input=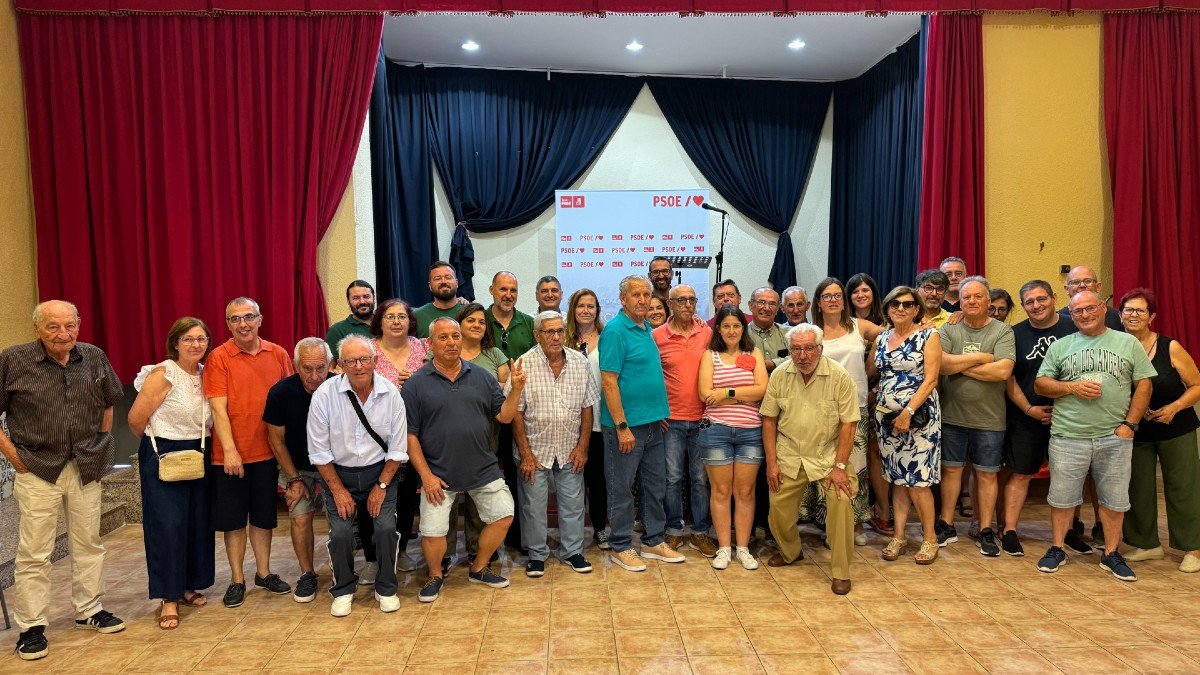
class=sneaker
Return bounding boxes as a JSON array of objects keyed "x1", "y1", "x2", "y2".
[
  {"x1": 74, "y1": 609, "x2": 125, "y2": 634},
  {"x1": 711, "y1": 547, "x2": 732, "y2": 570},
  {"x1": 641, "y1": 542, "x2": 686, "y2": 563},
  {"x1": 418, "y1": 577, "x2": 444, "y2": 603},
  {"x1": 1001, "y1": 530, "x2": 1024, "y2": 557},
  {"x1": 1100, "y1": 550, "x2": 1137, "y2": 582},
  {"x1": 293, "y1": 571, "x2": 318, "y2": 603},
  {"x1": 254, "y1": 573, "x2": 291, "y2": 595},
  {"x1": 222, "y1": 582, "x2": 246, "y2": 608},
  {"x1": 1064, "y1": 528, "x2": 1093, "y2": 555},
  {"x1": 854, "y1": 531, "x2": 868, "y2": 547},
  {"x1": 1180, "y1": 553, "x2": 1200, "y2": 574},
  {"x1": 15, "y1": 626, "x2": 48, "y2": 661},
  {"x1": 358, "y1": 562, "x2": 379, "y2": 586},
  {"x1": 469, "y1": 566, "x2": 510, "y2": 589},
  {"x1": 331, "y1": 594, "x2": 354, "y2": 617},
  {"x1": 1038, "y1": 546, "x2": 1068, "y2": 573},
  {"x1": 688, "y1": 533, "x2": 718, "y2": 558},
  {"x1": 664, "y1": 534, "x2": 685, "y2": 550},
  {"x1": 593, "y1": 530, "x2": 612, "y2": 550},
  {"x1": 525, "y1": 560, "x2": 546, "y2": 578},
  {"x1": 735, "y1": 547, "x2": 759, "y2": 570},
  {"x1": 1123, "y1": 546, "x2": 1165, "y2": 562},
  {"x1": 935, "y1": 519, "x2": 958, "y2": 547},
  {"x1": 563, "y1": 554, "x2": 593, "y2": 573},
  {"x1": 396, "y1": 551, "x2": 417, "y2": 573},
  {"x1": 977, "y1": 528, "x2": 1000, "y2": 557},
  {"x1": 968, "y1": 520, "x2": 981, "y2": 541},
  {"x1": 375, "y1": 592, "x2": 400, "y2": 613},
  {"x1": 1091, "y1": 522, "x2": 1104, "y2": 544},
  {"x1": 611, "y1": 549, "x2": 647, "y2": 572}
]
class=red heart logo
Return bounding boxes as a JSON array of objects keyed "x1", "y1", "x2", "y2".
[
  {"x1": 699, "y1": 234, "x2": 706, "y2": 239},
  {"x1": 649, "y1": 235, "x2": 655, "y2": 240},
  {"x1": 694, "y1": 195, "x2": 705, "y2": 205},
  {"x1": 598, "y1": 262, "x2": 605, "y2": 267},
  {"x1": 598, "y1": 235, "x2": 605, "y2": 240}
]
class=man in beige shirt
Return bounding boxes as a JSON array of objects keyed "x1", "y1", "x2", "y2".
[{"x1": 760, "y1": 324, "x2": 860, "y2": 595}]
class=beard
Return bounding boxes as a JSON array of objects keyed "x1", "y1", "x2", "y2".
[
  {"x1": 352, "y1": 303, "x2": 375, "y2": 319},
  {"x1": 432, "y1": 286, "x2": 456, "y2": 302}
]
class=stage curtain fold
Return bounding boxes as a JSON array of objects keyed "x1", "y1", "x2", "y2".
[
  {"x1": 1105, "y1": 13, "x2": 1200, "y2": 350},
  {"x1": 828, "y1": 31, "x2": 923, "y2": 293},
  {"x1": 648, "y1": 77, "x2": 832, "y2": 291},
  {"x1": 917, "y1": 13, "x2": 985, "y2": 274},
  {"x1": 371, "y1": 57, "x2": 437, "y2": 303},
  {"x1": 423, "y1": 68, "x2": 642, "y2": 299},
  {"x1": 17, "y1": 12, "x2": 382, "y2": 378}
]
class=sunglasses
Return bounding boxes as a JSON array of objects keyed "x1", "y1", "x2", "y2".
[{"x1": 888, "y1": 300, "x2": 920, "y2": 310}]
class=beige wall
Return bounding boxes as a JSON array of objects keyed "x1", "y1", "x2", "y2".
[
  {"x1": 0, "y1": 2, "x2": 38, "y2": 349},
  {"x1": 317, "y1": 185, "x2": 360, "y2": 326}
]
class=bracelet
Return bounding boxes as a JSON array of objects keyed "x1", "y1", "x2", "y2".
[
  {"x1": 1024, "y1": 404, "x2": 1033, "y2": 414},
  {"x1": 903, "y1": 405, "x2": 915, "y2": 415},
  {"x1": 285, "y1": 475, "x2": 303, "y2": 485}
]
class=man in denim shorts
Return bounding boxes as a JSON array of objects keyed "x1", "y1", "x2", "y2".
[{"x1": 1034, "y1": 291, "x2": 1155, "y2": 581}]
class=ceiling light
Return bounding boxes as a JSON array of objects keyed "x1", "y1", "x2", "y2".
[
  {"x1": 626, "y1": 40, "x2": 643, "y2": 52},
  {"x1": 788, "y1": 39, "x2": 806, "y2": 50},
  {"x1": 461, "y1": 40, "x2": 480, "y2": 52}
]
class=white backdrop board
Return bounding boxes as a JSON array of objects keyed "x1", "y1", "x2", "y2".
[{"x1": 555, "y1": 189, "x2": 712, "y2": 322}]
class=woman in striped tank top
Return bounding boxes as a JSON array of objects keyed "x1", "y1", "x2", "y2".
[{"x1": 697, "y1": 304, "x2": 769, "y2": 570}]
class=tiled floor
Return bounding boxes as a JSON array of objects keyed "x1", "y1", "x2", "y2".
[{"x1": 3, "y1": 502, "x2": 1199, "y2": 674}]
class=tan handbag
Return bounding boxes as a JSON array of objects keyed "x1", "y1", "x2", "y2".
[{"x1": 150, "y1": 396, "x2": 207, "y2": 483}]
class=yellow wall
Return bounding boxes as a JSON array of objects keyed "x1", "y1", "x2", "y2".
[
  {"x1": 317, "y1": 184, "x2": 360, "y2": 325},
  {"x1": 983, "y1": 14, "x2": 1112, "y2": 320},
  {"x1": 0, "y1": 2, "x2": 39, "y2": 349}
]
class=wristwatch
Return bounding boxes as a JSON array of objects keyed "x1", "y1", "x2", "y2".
[
  {"x1": 835, "y1": 462, "x2": 847, "y2": 471},
  {"x1": 1120, "y1": 420, "x2": 1139, "y2": 432},
  {"x1": 727, "y1": 388, "x2": 736, "y2": 399},
  {"x1": 377, "y1": 480, "x2": 390, "y2": 490},
  {"x1": 616, "y1": 421, "x2": 629, "y2": 431}
]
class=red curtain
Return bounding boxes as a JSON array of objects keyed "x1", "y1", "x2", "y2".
[
  {"x1": 17, "y1": 13, "x2": 381, "y2": 378},
  {"x1": 918, "y1": 13, "x2": 985, "y2": 274},
  {"x1": 1105, "y1": 13, "x2": 1200, "y2": 350}
]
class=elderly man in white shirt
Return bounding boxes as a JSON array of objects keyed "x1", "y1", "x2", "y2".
[
  {"x1": 514, "y1": 311, "x2": 601, "y2": 577},
  {"x1": 307, "y1": 335, "x2": 409, "y2": 617}
]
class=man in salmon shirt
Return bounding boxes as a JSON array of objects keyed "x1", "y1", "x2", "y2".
[{"x1": 204, "y1": 297, "x2": 295, "y2": 608}]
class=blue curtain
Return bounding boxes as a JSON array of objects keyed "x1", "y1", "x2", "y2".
[
  {"x1": 424, "y1": 68, "x2": 642, "y2": 299},
  {"x1": 647, "y1": 77, "x2": 832, "y2": 291},
  {"x1": 370, "y1": 57, "x2": 436, "y2": 303},
  {"x1": 828, "y1": 33, "x2": 924, "y2": 293}
]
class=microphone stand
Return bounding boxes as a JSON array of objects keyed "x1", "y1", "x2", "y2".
[{"x1": 715, "y1": 211, "x2": 728, "y2": 281}]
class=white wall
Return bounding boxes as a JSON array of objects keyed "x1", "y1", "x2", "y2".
[{"x1": 431, "y1": 83, "x2": 833, "y2": 314}]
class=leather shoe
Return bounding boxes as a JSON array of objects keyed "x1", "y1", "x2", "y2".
[
  {"x1": 831, "y1": 578, "x2": 852, "y2": 595},
  {"x1": 767, "y1": 553, "x2": 792, "y2": 567}
]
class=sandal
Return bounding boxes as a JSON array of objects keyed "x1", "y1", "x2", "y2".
[
  {"x1": 882, "y1": 538, "x2": 907, "y2": 562},
  {"x1": 957, "y1": 495, "x2": 974, "y2": 519},
  {"x1": 158, "y1": 601, "x2": 180, "y2": 630},
  {"x1": 915, "y1": 540, "x2": 939, "y2": 565},
  {"x1": 181, "y1": 591, "x2": 207, "y2": 607}
]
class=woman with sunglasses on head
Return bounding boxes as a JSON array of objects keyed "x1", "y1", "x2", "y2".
[
  {"x1": 566, "y1": 289, "x2": 612, "y2": 550},
  {"x1": 868, "y1": 287, "x2": 943, "y2": 564},
  {"x1": 1118, "y1": 288, "x2": 1200, "y2": 572}
]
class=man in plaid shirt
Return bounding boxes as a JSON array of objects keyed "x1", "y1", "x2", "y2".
[{"x1": 513, "y1": 311, "x2": 601, "y2": 577}]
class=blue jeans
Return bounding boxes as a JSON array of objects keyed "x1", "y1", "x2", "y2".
[
  {"x1": 517, "y1": 458, "x2": 587, "y2": 561},
  {"x1": 603, "y1": 422, "x2": 667, "y2": 551},
  {"x1": 664, "y1": 419, "x2": 711, "y2": 536}
]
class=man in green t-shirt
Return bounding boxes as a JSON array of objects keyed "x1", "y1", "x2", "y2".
[
  {"x1": 324, "y1": 280, "x2": 375, "y2": 354},
  {"x1": 413, "y1": 262, "x2": 463, "y2": 339},
  {"x1": 1034, "y1": 291, "x2": 1154, "y2": 581}
]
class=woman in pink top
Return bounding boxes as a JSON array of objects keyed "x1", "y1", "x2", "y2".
[
  {"x1": 697, "y1": 304, "x2": 768, "y2": 570},
  {"x1": 370, "y1": 298, "x2": 429, "y2": 390}
]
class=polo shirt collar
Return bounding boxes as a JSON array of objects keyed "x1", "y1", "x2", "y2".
[
  {"x1": 665, "y1": 316, "x2": 706, "y2": 337},
  {"x1": 345, "y1": 314, "x2": 370, "y2": 326},
  {"x1": 222, "y1": 337, "x2": 274, "y2": 356},
  {"x1": 427, "y1": 357, "x2": 475, "y2": 382},
  {"x1": 616, "y1": 310, "x2": 647, "y2": 331}
]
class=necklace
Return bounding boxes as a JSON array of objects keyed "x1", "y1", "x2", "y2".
[{"x1": 1141, "y1": 332, "x2": 1158, "y2": 359}]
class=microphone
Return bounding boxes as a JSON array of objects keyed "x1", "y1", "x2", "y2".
[{"x1": 700, "y1": 202, "x2": 729, "y2": 215}]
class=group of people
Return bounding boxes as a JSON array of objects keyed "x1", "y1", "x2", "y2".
[{"x1": 2, "y1": 256, "x2": 1197, "y2": 661}]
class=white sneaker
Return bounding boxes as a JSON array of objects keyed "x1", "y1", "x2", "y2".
[
  {"x1": 396, "y1": 552, "x2": 417, "y2": 573},
  {"x1": 1123, "y1": 546, "x2": 1165, "y2": 562},
  {"x1": 375, "y1": 592, "x2": 400, "y2": 613},
  {"x1": 854, "y1": 532, "x2": 869, "y2": 546},
  {"x1": 735, "y1": 547, "x2": 759, "y2": 570},
  {"x1": 711, "y1": 547, "x2": 732, "y2": 570},
  {"x1": 331, "y1": 594, "x2": 354, "y2": 617},
  {"x1": 358, "y1": 562, "x2": 379, "y2": 586}
]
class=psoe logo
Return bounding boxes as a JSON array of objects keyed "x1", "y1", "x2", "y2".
[{"x1": 560, "y1": 195, "x2": 586, "y2": 208}]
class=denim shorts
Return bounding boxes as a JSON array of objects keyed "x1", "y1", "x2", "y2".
[
  {"x1": 1047, "y1": 435, "x2": 1132, "y2": 512},
  {"x1": 941, "y1": 423, "x2": 1004, "y2": 472},
  {"x1": 699, "y1": 423, "x2": 764, "y2": 466}
]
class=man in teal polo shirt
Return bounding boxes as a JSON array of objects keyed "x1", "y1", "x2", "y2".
[
  {"x1": 324, "y1": 280, "x2": 375, "y2": 354},
  {"x1": 600, "y1": 275, "x2": 684, "y2": 572}
]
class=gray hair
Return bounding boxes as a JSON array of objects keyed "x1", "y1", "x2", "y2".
[
  {"x1": 32, "y1": 300, "x2": 79, "y2": 325},
  {"x1": 751, "y1": 286, "x2": 779, "y2": 302},
  {"x1": 619, "y1": 275, "x2": 650, "y2": 295},
  {"x1": 939, "y1": 256, "x2": 966, "y2": 268},
  {"x1": 226, "y1": 296, "x2": 261, "y2": 315},
  {"x1": 336, "y1": 334, "x2": 374, "y2": 359},
  {"x1": 781, "y1": 286, "x2": 807, "y2": 299},
  {"x1": 533, "y1": 311, "x2": 566, "y2": 330},
  {"x1": 959, "y1": 275, "x2": 990, "y2": 295},
  {"x1": 294, "y1": 337, "x2": 332, "y2": 366},
  {"x1": 429, "y1": 317, "x2": 460, "y2": 333},
  {"x1": 786, "y1": 322, "x2": 825, "y2": 346}
]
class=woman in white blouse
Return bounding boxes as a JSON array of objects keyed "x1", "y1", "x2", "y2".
[{"x1": 128, "y1": 317, "x2": 215, "y2": 630}]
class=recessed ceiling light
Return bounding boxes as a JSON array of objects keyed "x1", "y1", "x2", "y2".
[
  {"x1": 788, "y1": 39, "x2": 806, "y2": 50},
  {"x1": 626, "y1": 40, "x2": 644, "y2": 52},
  {"x1": 461, "y1": 40, "x2": 480, "y2": 52}
]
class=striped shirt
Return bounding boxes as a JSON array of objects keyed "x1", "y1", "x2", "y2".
[
  {"x1": 704, "y1": 350, "x2": 762, "y2": 429},
  {"x1": 0, "y1": 340, "x2": 124, "y2": 484},
  {"x1": 516, "y1": 346, "x2": 601, "y2": 467}
]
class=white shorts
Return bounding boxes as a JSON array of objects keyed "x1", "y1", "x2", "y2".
[{"x1": 419, "y1": 478, "x2": 514, "y2": 537}]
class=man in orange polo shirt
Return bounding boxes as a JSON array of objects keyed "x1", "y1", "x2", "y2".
[
  {"x1": 204, "y1": 297, "x2": 295, "y2": 608},
  {"x1": 653, "y1": 285, "x2": 718, "y2": 557}
]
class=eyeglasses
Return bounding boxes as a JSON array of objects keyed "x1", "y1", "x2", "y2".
[
  {"x1": 1120, "y1": 307, "x2": 1149, "y2": 317},
  {"x1": 383, "y1": 313, "x2": 408, "y2": 323},
  {"x1": 888, "y1": 300, "x2": 920, "y2": 311},
  {"x1": 179, "y1": 337, "x2": 210, "y2": 346},
  {"x1": 649, "y1": 269, "x2": 673, "y2": 277},
  {"x1": 539, "y1": 328, "x2": 566, "y2": 336},
  {"x1": 920, "y1": 285, "x2": 946, "y2": 295},
  {"x1": 1069, "y1": 304, "x2": 1104, "y2": 317},
  {"x1": 227, "y1": 313, "x2": 260, "y2": 324},
  {"x1": 339, "y1": 356, "x2": 375, "y2": 367},
  {"x1": 671, "y1": 296, "x2": 698, "y2": 305},
  {"x1": 752, "y1": 299, "x2": 779, "y2": 308},
  {"x1": 1066, "y1": 278, "x2": 1098, "y2": 289},
  {"x1": 789, "y1": 345, "x2": 822, "y2": 354},
  {"x1": 819, "y1": 293, "x2": 843, "y2": 302}
]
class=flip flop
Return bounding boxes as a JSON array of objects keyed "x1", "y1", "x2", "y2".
[
  {"x1": 159, "y1": 602, "x2": 180, "y2": 630},
  {"x1": 180, "y1": 591, "x2": 207, "y2": 607}
]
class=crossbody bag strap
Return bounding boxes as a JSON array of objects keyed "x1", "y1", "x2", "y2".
[{"x1": 344, "y1": 389, "x2": 388, "y2": 452}]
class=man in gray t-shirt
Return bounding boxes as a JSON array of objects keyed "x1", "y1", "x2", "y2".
[{"x1": 934, "y1": 277, "x2": 1016, "y2": 556}]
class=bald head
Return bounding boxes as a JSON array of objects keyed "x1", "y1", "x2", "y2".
[
  {"x1": 669, "y1": 284, "x2": 698, "y2": 323},
  {"x1": 1065, "y1": 266, "x2": 1102, "y2": 298}
]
